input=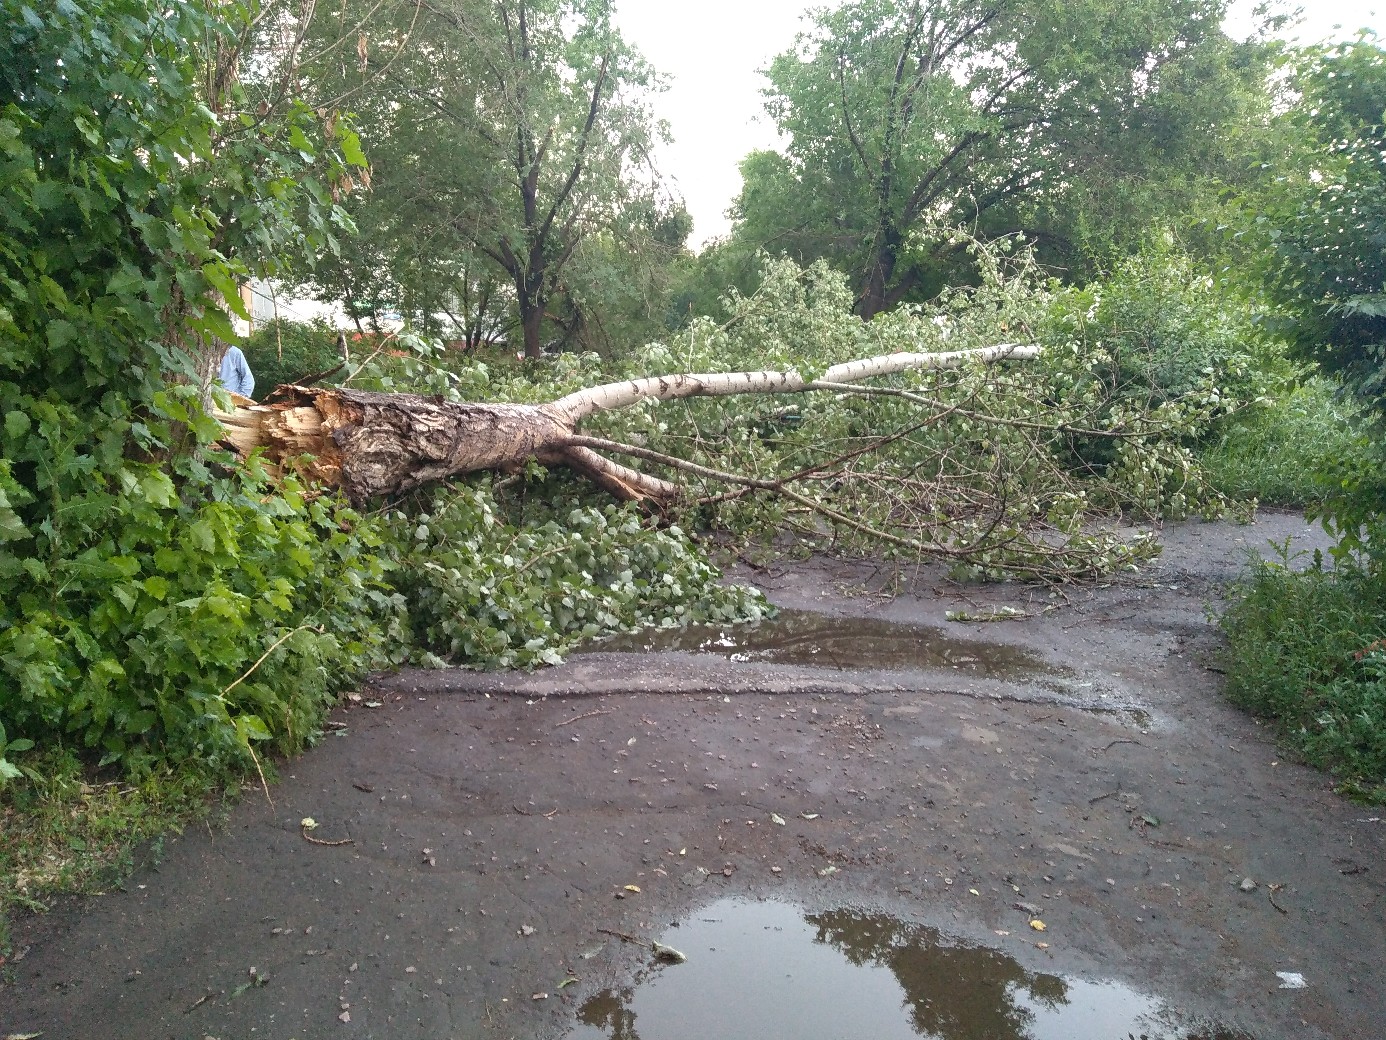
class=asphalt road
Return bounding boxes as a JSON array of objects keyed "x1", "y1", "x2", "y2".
[{"x1": 1, "y1": 511, "x2": 1381, "y2": 1040}]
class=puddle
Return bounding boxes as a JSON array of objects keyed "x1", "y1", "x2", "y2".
[
  {"x1": 586, "y1": 609, "x2": 1063, "y2": 681},
  {"x1": 568, "y1": 899, "x2": 1247, "y2": 1040}
]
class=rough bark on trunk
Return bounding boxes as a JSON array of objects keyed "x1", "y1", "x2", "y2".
[
  {"x1": 215, "y1": 344, "x2": 1039, "y2": 505},
  {"x1": 858, "y1": 224, "x2": 904, "y2": 321}
]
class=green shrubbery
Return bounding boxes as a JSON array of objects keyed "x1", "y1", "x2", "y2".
[
  {"x1": 1216, "y1": 390, "x2": 1386, "y2": 799},
  {"x1": 1200, "y1": 377, "x2": 1368, "y2": 506},
  {"x1": 0, "y1": 0, "x2": 386, "y2": 786},
  {"x1": 1221, "y1": 555, "x2": 1386, "y2": 800},
  {"x1": 1, "y1": 456, "x2": 405, "y2": 774},
  {"x1": 1046, "y1": 241, "x2": 1275, "y2": 411},
  {"x1": 1212, "y1": 354, "x2": 1385, "y2": 800},
  {"x1": 241, "y1": 319, "x2": 346, "y2": 397}
]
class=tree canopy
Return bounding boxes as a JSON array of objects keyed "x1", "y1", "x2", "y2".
[
  {"x1": 1254, "y1": 36, "x2": 1386, "y2": 407},
  {"x1": 727, "y1": 0, "x2": 1278, "y2": 315},
  {"x1": 298, "y1": 0, "x2": 684, "y2": 357}
]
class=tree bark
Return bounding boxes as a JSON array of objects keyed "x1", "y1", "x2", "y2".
[
  {"x1": 858, "y1": 223, "x2": 904, "y2": 321},
  {"x1": 215, "y1": 344, "x2": 1038, "y2": 504}
]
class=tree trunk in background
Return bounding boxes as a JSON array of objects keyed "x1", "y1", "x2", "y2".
[{"x1": 857, "y1": 225, "x2": 903, "y2": 321}]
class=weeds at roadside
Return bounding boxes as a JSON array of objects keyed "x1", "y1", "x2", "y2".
[
  {"x1": 1220, "y1": 546, "x2": 1386, "y2": 803},
  {"x1": 0, "y1": 750, "x2": 244, "y2": 954}
]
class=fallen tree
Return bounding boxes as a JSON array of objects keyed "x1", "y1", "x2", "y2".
[
  {"x1": 211, "y1": 251, "x2": 1252, "y2": 584},
  {"x1": 214, "y1": 343, "x2": 1039, "y2": 504}
]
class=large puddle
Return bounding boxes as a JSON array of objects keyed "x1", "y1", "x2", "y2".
[
  {"x1": 588, "y1": 609, "x2": 1063, "y2": 681},
  {"x1": 568, "y1": 899, "x2": 1246, "y2": 1040}
]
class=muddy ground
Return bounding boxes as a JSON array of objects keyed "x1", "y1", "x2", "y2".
[{"x1": 1, "y1": 510, "x2": 1383, "y2": 1040}]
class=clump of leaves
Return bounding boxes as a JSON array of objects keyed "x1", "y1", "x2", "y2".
[
  {"x1": 0, "y1": 453, "x2": 407, "y2": 774},
  {"x1": 381, "y1": 473, "x2": 769, "y2": 670},
  {"x1": 1047, "y1": 238, "x2": 1276, "y2": 413}
]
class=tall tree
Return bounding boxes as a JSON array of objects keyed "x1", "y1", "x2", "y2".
[
  {"x1": 1254, "y1": 36, "x2": 1386, "y2": 408},
  {"x1": 301, "y1": 0, "x2": 672, "y2": 358},
  {"x1": 734, "y1": 0, "x2": 1276, "y2": 318}
]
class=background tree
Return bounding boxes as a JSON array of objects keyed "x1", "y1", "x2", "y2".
[
  {"x1": 301, "y1": 0, "x2": 675, "y2": 358},
  {"x1": 729, "y1": 0, "x2": 1278, "y2": 318},
  {"x1": 1252, "y1": 35, "x2": 1386, "y2": 409}
]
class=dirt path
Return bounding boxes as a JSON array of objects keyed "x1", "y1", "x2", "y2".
[{"x1": 2, "y1": 511, "x2": 1382, "y2": 1040}]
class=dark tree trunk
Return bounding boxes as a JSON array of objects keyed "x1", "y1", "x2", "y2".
[{"x1": 858, "y1": 223, "x2": 904, "y2": 321}]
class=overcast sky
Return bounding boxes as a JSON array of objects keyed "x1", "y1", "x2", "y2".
[{"x1": 612, "y1": 1, "x2": 1382, "y2": 248}]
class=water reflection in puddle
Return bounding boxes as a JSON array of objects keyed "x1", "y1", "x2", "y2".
[
  {"x1": 568, "y1": 899, "x2": 1246, "y2": 1040},
  {"x1": 587, "y1": 609, "x2": 1063, "y2": 681}
]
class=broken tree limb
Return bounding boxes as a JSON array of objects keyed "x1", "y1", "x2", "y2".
[
  {"x1": 548, "y1": 343, "x2": 1040, "y2": 421},
  {"x1": 212, "y1": 344, "x2": 1038, "y2": 504}
]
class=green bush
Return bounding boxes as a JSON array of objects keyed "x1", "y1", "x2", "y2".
[
  {"x1": 1047, "y1": 240, "x2": 1275, "y2": 412},
  {"x1": 1221, "y1": 555, "x2": 1386, "y2": 798},
  {"x1": 1200, "y1": 376, "x2": 1369, "y2": 507},
  {"x1": 0, "y1": 455, "x2": 406, "y2": 774},
  {"x1": 242, "y1": 319, "x2": 346, "y2": 397},
  {"x1": 0, "y1": 0, "x2": 375, "y2": 779}
]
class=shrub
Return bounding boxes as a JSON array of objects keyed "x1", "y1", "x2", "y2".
[
  {"x1": 242, "y1": 319, "x2": 346, "y2": 397},
  {"x1": 1221, "y1": 554, "x2": 1386, "y2": 798},
  {"x1": 0, "y1": 455, "x2": 406, "y2": 774},
  {"x1": 1046, "y1": 240, "x2": 1275, "y2": 414},
  {"x1": 1200, "y1": 376, "x2": 1370, "y2": 507}
]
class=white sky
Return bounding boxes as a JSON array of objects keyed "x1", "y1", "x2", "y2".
[{"x1": 613, "y1": 0, "x2": 1382, "y2": 248}]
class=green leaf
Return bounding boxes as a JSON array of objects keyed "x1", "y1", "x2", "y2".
[
  {"x1": 340, "y1": 130, "x2": 368, "y2": 168},
  {"x1": 139, "y1": 471, "x2": 177, "y2": 508},
  {"x1": 124, "y1": 710, "x2": 156, "y2": 735},
  {"x1": 46, "y1": 318, "x2": 78, "y2": 351},
  {"x1": 5, "y1": 410, "x2": 31, "y2": 439},
  {"x1": 236, "y1": 714, "x2": 273, "y2": 742},
  {"x1": 203, "y1": 262, "x2": 250, "y2": 318},
  {"x1": 0, "y1": 500, "x2": 30, "y2": 543},
  {"x1": 106, "y1": 263, "x2": 146, "y2": 299}
]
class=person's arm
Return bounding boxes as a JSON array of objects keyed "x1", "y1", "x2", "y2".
[{"x1": 237, "y1": 349, "x2": 255, "y2": 399}]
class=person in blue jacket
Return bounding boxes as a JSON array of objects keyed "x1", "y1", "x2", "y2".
[{"x1": 218, "y1": 344, "x2": 255, "y2": 399}]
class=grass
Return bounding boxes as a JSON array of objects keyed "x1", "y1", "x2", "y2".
[
  {"x1": 1219, "y1": 550, "x2": 1386, "y2": 803},
  {"x1": 1200, "y1": 376, "x2": 1367, "y2": 507},
  {"x1": 0, "y1": 750, "x2": 242, "y2": 955}
]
